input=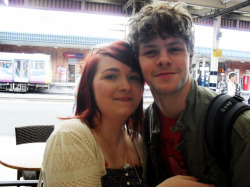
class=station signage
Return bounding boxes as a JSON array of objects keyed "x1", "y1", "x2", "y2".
[
  {"x1": 63, "y1": 53, "x2": 83, "y2": 58},
  {"x1": 213, "y1": 49, "x2": 222, "y2": 57}
]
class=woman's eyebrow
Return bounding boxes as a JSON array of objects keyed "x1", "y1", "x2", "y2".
[{"x1": 101, "y1": 68, "x2": 119, "y2": 74}]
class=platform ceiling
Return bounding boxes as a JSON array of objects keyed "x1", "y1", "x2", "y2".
[{"x1": 1, "y1": 0, "x2": 250, "y2": 22}]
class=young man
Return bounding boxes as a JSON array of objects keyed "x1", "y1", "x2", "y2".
[
  {"x1": 128, "y1": 2, "x2": 250, "y2": 187},
  {"x1": 221, "y1": 72, "x2": 242, "y2": 96}
]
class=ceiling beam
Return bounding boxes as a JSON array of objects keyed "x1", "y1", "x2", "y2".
[
  {"x1": 179, "y1": 0, "x2": 250, "y2": 13},
  {"x1": 123, "y1": 0, "x2": 134, "y2": 9},
  {"x1": 200, "y1": 0, "x2": 250, "y2": 20},
  {"x1": 83, "y1": 0, "x2": 127, "y2": 6},
  {"x1": 224, "y1": 12, "x2": 250, "y2": 21}
]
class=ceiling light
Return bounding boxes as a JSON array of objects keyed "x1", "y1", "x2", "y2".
[{"x1": 221, "y1": 0, "x2": 231, "y2": 4}]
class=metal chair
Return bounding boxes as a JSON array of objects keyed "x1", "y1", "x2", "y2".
[
  {"x1": 0, "y1": 180, "x2": 40, "y2": 187},
  {"x1": 15, "y1": 125, "x2": 54, "y2": 180}
]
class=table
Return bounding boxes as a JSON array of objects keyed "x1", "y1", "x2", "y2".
[{"x1": 0, "y1": 142, "x2": 46, "y2": 171}]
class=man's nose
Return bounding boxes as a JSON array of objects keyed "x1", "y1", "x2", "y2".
[{"x1": 155, "y1": 50, "x2": 171, "y2": 66}]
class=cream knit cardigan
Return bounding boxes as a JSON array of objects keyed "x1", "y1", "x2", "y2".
[{"x1": 40, "y1": 119, "x2": 147, "y2": 187}]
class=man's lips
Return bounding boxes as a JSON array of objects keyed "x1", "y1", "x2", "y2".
[{"x1": 155, "y1": 71, "x2": 176, "y2": 77}]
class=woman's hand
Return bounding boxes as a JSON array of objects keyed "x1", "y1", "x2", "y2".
[{"x1": 157, "y1": 175, "x2": 215, "y2": 187}]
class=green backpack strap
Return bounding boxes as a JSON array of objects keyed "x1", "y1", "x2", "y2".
[{"x1": 205, "y1": 94, "x2": 250, "y2": 172}]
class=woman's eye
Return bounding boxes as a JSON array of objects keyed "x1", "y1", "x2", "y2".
[
  {"x1": 105, "y1": 74, "x2": 116, "y2": 80},
  {"x1": 129, "y1": 75, "x2": 140, "y2": 81}
]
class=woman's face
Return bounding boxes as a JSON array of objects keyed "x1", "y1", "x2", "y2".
[
  {"x1": 93, "y1": 56, "x2": 143, "y2": 121},
  {"x1": 76, "y1": 64, "x2": 82, "y2": 74}
]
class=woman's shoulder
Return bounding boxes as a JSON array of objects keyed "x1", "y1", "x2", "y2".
[
  {"x1": 59, "y1": 118, "x2": 89, "y2": 131},
  {"x1": 49, "y1": 118, "x2": 94, "y2": 145},
  {"x1": 57, "y1": 118, "x2": 92, "y2": 133},
  {"x1": 42, "y1": 118, "x2": 106, "y2": 184}
]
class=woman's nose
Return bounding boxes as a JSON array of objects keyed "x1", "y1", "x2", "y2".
[{"x1": 118, "y1": 78, "x2": 132, "y2": 91}]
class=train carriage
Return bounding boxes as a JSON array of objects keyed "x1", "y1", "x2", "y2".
[{"x1": 0, "y1": 52, "x2": 52, "y2": 92}]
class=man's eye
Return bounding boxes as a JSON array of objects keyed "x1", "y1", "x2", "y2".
[
  {"x1": 143, "y1": 50, "x2": 158, "y2": 56},
  {"x1": 168, "y1": 47, "x2": 183, "y2": 53}
]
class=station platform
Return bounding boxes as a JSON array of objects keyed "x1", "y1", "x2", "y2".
[{"x1": 47, "y1": 82, "x2": 75, "y2": 94}]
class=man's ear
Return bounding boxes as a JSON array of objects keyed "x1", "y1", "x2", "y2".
[
  {"x1": 189, "y1": 58, "x2": 192, "y2": 68},
  {"x1": 189, "y1": 57, "x2": 194, "y2": 73}
]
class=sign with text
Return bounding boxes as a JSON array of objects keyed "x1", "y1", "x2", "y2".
[
  {"x1": 64, "y1": 53, "x2": 83, "y2": 58},
  {"x1": 213, "y1": 49, "x2": 222, "y2": 57}
]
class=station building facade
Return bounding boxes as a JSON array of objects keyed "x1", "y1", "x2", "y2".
[
  {"x1": 1, "y1": 30, "x2": 250, "y2": 90},
  {"x1": 1, "y1": 0, "x2": 250, "y2": 90}
]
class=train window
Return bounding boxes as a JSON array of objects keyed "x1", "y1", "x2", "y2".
[
  {"x1": 0, "y1": 60, "x2": 12, "y2": 68},
  {"x1": 23, "y1": 60, "x2": 28, "y2": 78},
  {"x1": 31, "y1": 61, "x2": 45, "y2": 70}
]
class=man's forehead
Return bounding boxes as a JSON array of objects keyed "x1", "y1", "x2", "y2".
[{"x1": 140, "y1": 37, "x2": 184, "y2": 47}]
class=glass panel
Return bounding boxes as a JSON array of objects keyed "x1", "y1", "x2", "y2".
[
  {"x1": 23, "y1": 60, "x2": 29, "y2": 78},
  {"x1": 33, "y1": 61, "x2": 45, "y2": 70},
  {"x1": 15, "y1": 60, "x2": 21, "y2": 78},
  {"x1": 0, "y1": 60, "x2": 12, "y2": 68}
]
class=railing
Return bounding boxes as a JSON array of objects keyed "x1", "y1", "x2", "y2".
[{"x1": 0, "y1": 180, "x2": 41, "y2": 186}]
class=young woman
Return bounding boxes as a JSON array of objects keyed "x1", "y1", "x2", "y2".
[{"x1": 40, "y1": 41, "x2": 147, "y2": 187}]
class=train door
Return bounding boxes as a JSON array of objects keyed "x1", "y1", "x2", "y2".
[
  {"x1": 68, "y1": 58, "x2": 78, "y2": 82},
  {"x1": 14, "y1": 60, "x2": 29, "y2": 82},
  {"x1": 68, "y1": 65, "x2": 75, "y2": 82}
]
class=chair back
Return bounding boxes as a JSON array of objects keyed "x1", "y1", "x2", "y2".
[{"x1": 15, "y1": 125, "x2": 54, "y2": 145}]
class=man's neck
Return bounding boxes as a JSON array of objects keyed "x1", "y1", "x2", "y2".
[
  {"x1": 229, "y1": 80, "x2": 235, "y2": 84},
  {"x1": 152, "y1": 80, "x2": 191, "y2": 118}
]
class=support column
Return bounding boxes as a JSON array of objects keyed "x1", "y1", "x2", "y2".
[
  {"x1": 201, "y1": 57, "x2": 206, "y2": 87},
  {"x1": 209, "y1": 16, "x2": 221, "y2": 92},
  {"x1": 81, "y1": 0, "x2": 86, "y2": 12}
]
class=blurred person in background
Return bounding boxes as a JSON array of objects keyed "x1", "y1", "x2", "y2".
[
  {"x1": 72, "y1": 61, "x2": 84, "y2": 114},
  {"x1": 220, "y1": 72, "x2": 242, "y2": 96}
]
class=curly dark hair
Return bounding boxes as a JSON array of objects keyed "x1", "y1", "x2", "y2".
[{"x1": 127, "y1": 1, "x2": 195, "y2": 60}]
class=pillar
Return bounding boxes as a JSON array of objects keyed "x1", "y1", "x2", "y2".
[{"x1": 209, "y1": 16, "x2": 221, "y2": 92}]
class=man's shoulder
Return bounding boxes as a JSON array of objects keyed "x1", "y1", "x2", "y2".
[
  {"x1": 234, "y1": 110, "x2": 250, "y2": 141},
  {"x1": 191, "y1": 78, "x2": 217, "y2": 98},
  {"x1": 191, "y1": 84, "x2": 218, "y2": 104},
  {"x1": 197, "y1": 86, "x2": 217, "y2": 95}
]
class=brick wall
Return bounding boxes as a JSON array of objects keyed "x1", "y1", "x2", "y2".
[
  {"x1": 1, "y1": 44, "x2": 250, "y2": 83},
  {"x1": 222, "y1": 61, "x2": 250, "y2": 78}
]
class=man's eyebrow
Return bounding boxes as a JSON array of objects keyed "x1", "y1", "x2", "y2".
[
  {"x1": 140, "y1": 44, "x2": 156, "y2": 50},
  {"x1": 166, "y1": 41, "x2": 183, "y2": 46},
  {"x1": 141, "y1": 41, "x2": 183, "y2": 49}
]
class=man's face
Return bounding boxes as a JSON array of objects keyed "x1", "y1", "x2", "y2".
[
  {"x1": 231, "y1": 75, "x2": 237, "y2": 83},
  {"x1": 138, "y1": 35, "x2": 192, "y2": 96}
]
